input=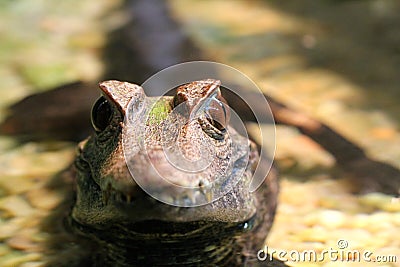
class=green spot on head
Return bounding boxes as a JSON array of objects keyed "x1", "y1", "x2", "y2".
[{"x1": 146, "y1": 98, "x2": 172, "y2": 125}]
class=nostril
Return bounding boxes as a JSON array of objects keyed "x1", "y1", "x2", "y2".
[{"x1": 121, "y1": 194, "x2": 134, "y2": 204}]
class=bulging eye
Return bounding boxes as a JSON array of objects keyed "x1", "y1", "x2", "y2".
[
  {"x1": 91, "y1": 96, "x2": 112, "y2": 132},
  {"x1": 205, "y1": 112, "x2": 226, "y2": 132},
  {"x1": 205, "y1": 98, "x2": 229, "y2": 132}
]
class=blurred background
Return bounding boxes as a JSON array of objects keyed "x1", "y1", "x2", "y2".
[{"x1": 0, "y1": 0, "x2": 399, "y2": 266}]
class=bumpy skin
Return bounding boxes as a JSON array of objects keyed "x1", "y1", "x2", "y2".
[{"x1": 48, "y1": 80, "x2": 284, "y2": 266}]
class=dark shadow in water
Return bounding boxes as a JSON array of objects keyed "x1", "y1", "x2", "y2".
[
  {"x1": 260, "y1": 0, "x2": 400, "y2": 123},
  {"x1": 101, "y1": 0, "x2": 204, "y2": 85}
]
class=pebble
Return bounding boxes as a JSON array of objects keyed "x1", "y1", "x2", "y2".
[
  {"x1": 0, "y1": 252, "x2": 42, "y2": 267},
  {"x1": 350, "y1": 213, "x2": 370, "y2": 228},
  {"x1": 0, "y1": 195, "x2": 35, "y2": 218},
  {"x1": 20, "y1": 262, "x2": 45, "y2": 267},
  {"x1": 304, "y1": 210, "x2": 346, "y2": 229},
  {"x1": 366, "y1": 212, "x2": 394, "y2": 233},
  {"x1": 6, "y1": 235, "x2": 38, "y2": 252},
  {"x1": 296, "y1": 226, "x2": 330, "y2": 243},
  {"x1": 381, "y1": 198, "x2": 400, "y2": 213},
  {"x1": 320, "y1": 210, "x2": 346, "y2": 228},
  {"x1": 25, "y1": 187, "x2": 62, "y2": 211},
  {"x1": 0, "y1": 217, "x2": 25, "y2": 240},
  {"x1": 0, "y1": 175, "x2": 41, "y2": 195},
  {"x1": 0, "y1": 143, "x2": 74, "y2": 178},
  {"x1": 358, "y1": 192, "x2": 399, "y2": 212}
]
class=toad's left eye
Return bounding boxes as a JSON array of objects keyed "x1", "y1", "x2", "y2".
[
  {"x1": 205, "y1": 98, "x2": 229, "y2": 132},
  {"x1": 91, "y1": 96, "x2": 112, "y2": 132}
]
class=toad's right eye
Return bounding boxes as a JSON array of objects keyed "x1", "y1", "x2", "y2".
[{"x1": 91, "y1": 96, "x2": 112, "y2": 132}]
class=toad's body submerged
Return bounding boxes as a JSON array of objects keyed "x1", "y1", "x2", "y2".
[{"x1": 53, "y1": 80, "x2": 282, "y2": 266}]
